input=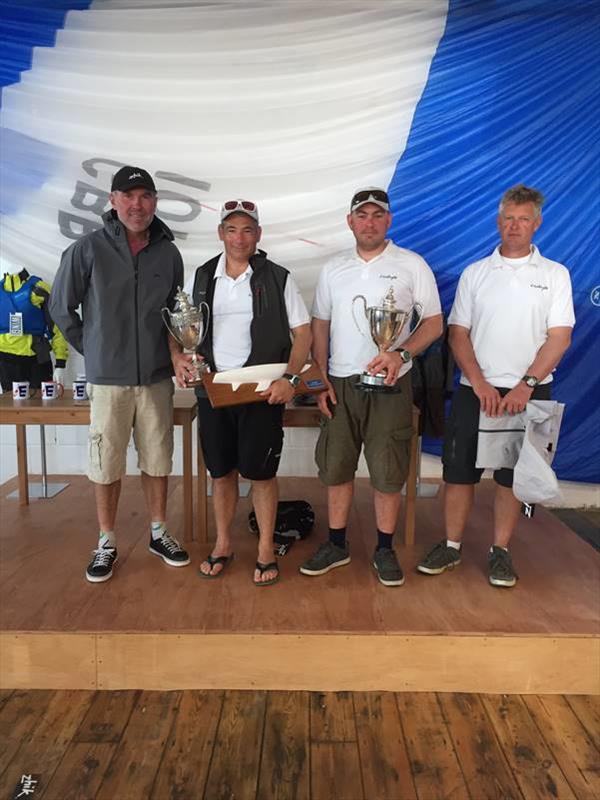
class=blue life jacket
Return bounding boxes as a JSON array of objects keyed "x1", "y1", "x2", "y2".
[{"x1": 0, "y1": 275, "x2": 48, "y2": 336}]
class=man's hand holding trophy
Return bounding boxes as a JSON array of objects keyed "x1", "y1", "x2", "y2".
[
  {"x1": 163, "y1": 287, "x2": 209, "y2": 388},
  {"x1": 352, "y1": 286, "x2": 423, "y2": 392}
]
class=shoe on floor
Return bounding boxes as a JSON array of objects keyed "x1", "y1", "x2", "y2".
[
  {"x1": 86, "y1": 545, "x2": 118, "y2": 583},
  {"x1": 488, "y1": 546, "x2": 518, "y2": 587},
  {"x1": 372, "y1": 547, "x2": 405, "y2": 587},
  {"x1": 299, "y1": 541, "x2": 350, "y2": 576},
  {"x1": 417, "y1": 540, "x2": 461, "y2": 575},
  {"x1": 149, "y1": 531, "x2": 190, "y2": 567},
  {"x1": 198, "y1": 553, "x2": 234, "y2": 579},
  {"x1": 254, "y1": 560, "x2": 279, "y2": 586}
]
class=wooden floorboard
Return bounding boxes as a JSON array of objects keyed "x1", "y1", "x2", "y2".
[
  {"x1": 1, "y1": 476, "x2": 598, "y2": 637},
  {"x1": 1, "y1": 689, "x2": 598, "y2": 800}
]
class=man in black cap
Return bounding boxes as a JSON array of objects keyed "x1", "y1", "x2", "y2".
[{"x1": 50, "y1": 165, "x2": 190, "y2": 583}]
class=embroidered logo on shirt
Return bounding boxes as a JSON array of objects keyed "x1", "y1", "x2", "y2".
[
  {"x1": 379, "y1": 274, "x2": 397, "y2": 280},
  {"x1": 530, "y1": 283, "x2": 549, "y2": 291}
]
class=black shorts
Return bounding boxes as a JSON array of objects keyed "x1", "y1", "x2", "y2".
[
  {"x1": 442, "y1": 383, "x2": 552, "y2": 488},
  {"x1": 196, "y1": 397, "x2": 284, "y2": 481}
]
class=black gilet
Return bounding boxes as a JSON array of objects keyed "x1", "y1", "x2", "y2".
[{"x1": 192, "y1": 249, "x2": 292, "y2": 373}]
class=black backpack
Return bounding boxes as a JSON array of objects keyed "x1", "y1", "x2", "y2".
[{"x1": 248, "y1": 500, "x2": 315, "y2": 555}]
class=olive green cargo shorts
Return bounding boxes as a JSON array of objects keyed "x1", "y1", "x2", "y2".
[{"x1": 315, "y1": 372, "x2": 414, "y2": 493}]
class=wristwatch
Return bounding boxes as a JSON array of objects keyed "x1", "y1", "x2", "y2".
[
  {"x1": 398, "y1": 348, "x2": 412, "y2": 364},
  {"x1": 522, "y1": 374, "x2": 539, "y2": 388},
  {"x1": 283, "y1": 372, "x2": 302, "y2": 388}
]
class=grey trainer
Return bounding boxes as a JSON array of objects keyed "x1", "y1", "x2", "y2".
[
  {"x1": 488, "y1": 546, "x2": 518, "y2": 587},
  {"x1": 299, "y1": 541, "x2": 350, "y2": 576},
  {"x1": 372, "y1": 548, "x2": 405, "y2": 587},
  {"x1": 417, "y1": 540, "x2": 462, "y2": 575}
]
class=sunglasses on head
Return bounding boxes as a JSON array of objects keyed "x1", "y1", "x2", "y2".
[
  {"x1": 223, "y1": 200, "x2": 257, "y2": 213},
  {"x1": 351, "y1": 190, "x2": 389, "y2": 207}
]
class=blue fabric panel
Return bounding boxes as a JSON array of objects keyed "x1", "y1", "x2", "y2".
[
  {"x1": 388, "y1": 0, "x2": 600, "y2": 482},
  {"x1": 0, "y1": 1, "x2": 92, "y2": 92}
]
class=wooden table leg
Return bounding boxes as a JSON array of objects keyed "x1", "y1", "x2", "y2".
[
  {"x1": 404, "y1": 407, "x2": 419, "y2": 546},
  {"x1": 196, "y1": 421, "x2": 208, "y2": 543},
  {"x1": 15, "y1": 424, "x2": 29, "y2": 505},
  {"x1": 181, "y1": 416, "x2": 193, "y2": 542}
]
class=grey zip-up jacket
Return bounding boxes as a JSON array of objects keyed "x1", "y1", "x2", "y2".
[{"x1": 49, "y1": 210, "x2": 183, "y2": 386}]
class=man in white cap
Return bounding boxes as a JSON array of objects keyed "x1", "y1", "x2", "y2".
[
  {"x1": 300, "y1": 188, "x2": 443, "y2": 586},
  {"x1": 173, "y1": 199, "x2": 311, "y2": 585}
]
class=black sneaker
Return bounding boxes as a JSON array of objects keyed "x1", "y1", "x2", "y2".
[
  {"x1": 488, "y1": 546, "x2": 518, "y2": 587},
  {"x1": 299, "y1": 541, "x2": 350, "y2": 576},
  {"x1": 417, "y1": 540, "x2": 461, "y2": 575},
  {"x1": 372, "y1": 548, "x2": 405, "y2": 587},
  {"x1": 86, "y1": 545, "x2": 118, "y2": 583},
  {"x1": 149, "y1": 531, "x2": 190, "y2": 567}
]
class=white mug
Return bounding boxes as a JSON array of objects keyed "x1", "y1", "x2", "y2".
[
  {"x1": 72, "y1": 380, "x2": 88, "y2": 401},
  {"x1": 41, "y1": 380, "x2": 64, "y2": 401},
  {"x1": 12, "y1": 381, "x2": 32, "y2": 400}
]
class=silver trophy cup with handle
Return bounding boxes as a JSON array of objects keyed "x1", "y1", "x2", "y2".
[
  {"x1": 352, "y1": 286, "x2": 423, "y2": 391},
  {"x1": 162, "y1": 287, "x2": 209, "y2": 385}
]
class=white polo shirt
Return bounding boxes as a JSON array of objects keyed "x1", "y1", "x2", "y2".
[
  {"x1": 312, "y1": 240, "x2": 442, "y2": 378},
  {"x1": 448, "y1": 245, "x2": 575, "y2": 388},
  {"x1": 184, "y1": 254, "x2": 309, "y2": 371}
]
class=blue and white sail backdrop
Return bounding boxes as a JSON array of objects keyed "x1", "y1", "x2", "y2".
[{"x1": 1, "y1": 0, "x2": 598, "y2": 481}]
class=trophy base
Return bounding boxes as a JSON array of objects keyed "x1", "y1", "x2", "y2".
[
  {"x1": 183, "y1": 376, "x2": 205, "y2": 388},
  {"x1": 356, "y1": 372, "x2": 402, "y2": 393}
]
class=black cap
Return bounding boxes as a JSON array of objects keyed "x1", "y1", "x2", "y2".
[{"x1": 111, "y1": 166, "x2": 156, "y2": 193}]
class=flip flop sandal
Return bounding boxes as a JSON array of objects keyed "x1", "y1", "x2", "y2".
[
  {"x1": 254, "y1": 560, "x2": 279, "y2": 587},
  {"x1": 198, "y1": 553, "x2": 234, "y2": 579}
]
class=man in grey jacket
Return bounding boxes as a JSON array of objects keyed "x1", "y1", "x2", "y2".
[{"x1": 50, "y1": 165, "x2": 190, "y2": 582}]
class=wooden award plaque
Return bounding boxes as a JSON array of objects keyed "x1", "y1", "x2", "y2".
[{"x1": 201, "y1": 362, "x2": 326, "y2": 409}]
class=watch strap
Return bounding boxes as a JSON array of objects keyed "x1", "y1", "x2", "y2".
[
  {"x1": 283, "y1": 372, "x2": 302, "y2": 388},
  {"x1": 522, "y1": 374, "x2": 539, "y2": 388}
]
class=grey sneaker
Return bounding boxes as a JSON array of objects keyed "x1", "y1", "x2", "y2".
[
  {"x1": 299, "y1": 541, "x2": 350, "y2": 576},
  {"x1": 372, "y1": 548, "x2": 405, "y2": 587},
  {"x1": 488, "y1": 546, "x2": 518, "y2": 587},
  {"x1": 417, "y1": 540, "x2": 461, "y2": 575}
]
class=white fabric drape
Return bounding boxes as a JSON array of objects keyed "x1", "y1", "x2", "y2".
[{"x1": 0, "y1": 1, "x2": 448, "y2": 294}]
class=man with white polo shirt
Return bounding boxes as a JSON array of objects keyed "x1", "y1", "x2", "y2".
[
  {"x1": 172, "y1": 200, "x2": 311, "y2": 586},
  {"x1": 300, "y1": 188, "x2": 443, "y2": 586},
  {"x1": 417, "y1": 184, "x2": 575, "y2": 587}
]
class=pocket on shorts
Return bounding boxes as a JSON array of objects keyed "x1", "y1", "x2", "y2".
[
  {"x1": 89, "y1": 432, "x2": 103, "y2": 473},
  {"x1": 382, "y1": 424, "x2": 413, "y2": 487},
  {"x1": 315, "y1": 417, "x2": 330, "y2": 472}
]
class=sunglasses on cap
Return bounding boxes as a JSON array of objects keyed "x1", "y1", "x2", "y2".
[
  {"x1": 223, "y1": 200, "x2": 257, "y2": 213},
  {"x1": 350, "y1": 189, "x2": 390, "y2": 210}
]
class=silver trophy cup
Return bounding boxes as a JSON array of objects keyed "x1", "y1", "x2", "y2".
[
  {"x1": 162, "y1": 287, "x2": 209, "y2": 385},
  {"x1": 352, "y1": 286, "x2": 423, "y2": 390}
]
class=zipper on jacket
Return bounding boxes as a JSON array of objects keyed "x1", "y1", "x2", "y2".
[{"x1": 133, "y1": 254, "x2": 141, "y2": 385}]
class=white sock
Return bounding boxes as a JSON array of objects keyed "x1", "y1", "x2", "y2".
[
  {"x1": 490, "y1": 545, "x2": 508, "y2": 553},
  {"x1": 151, "y1": 521, "x2": 167, "y2": 541},
  {"x1": 446, "y1": 539, "x2": 461, "y2": 551},
  {"x1": 98, "y1": 531, "x2": 116, "y2": 549}
]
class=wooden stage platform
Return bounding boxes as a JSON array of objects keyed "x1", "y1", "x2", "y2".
[{"x1": 1, "y1": 475, "x2": 598, "y2": 694}]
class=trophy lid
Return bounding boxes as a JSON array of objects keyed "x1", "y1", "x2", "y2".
[
  {"x1": 381, "y1": 286, "x2": 397, "y2": 311},
  {"x1": 173, "y1": 287, "x2": 195, "y2": 312}
]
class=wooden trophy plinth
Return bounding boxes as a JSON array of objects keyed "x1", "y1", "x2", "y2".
[{"x1": 202, "y1": 363, "x2": 326, "y2": 409}]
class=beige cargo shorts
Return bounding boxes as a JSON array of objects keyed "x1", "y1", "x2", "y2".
[{"x1": 87, "y1": 379, "x2": 174, "y2": 484}]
